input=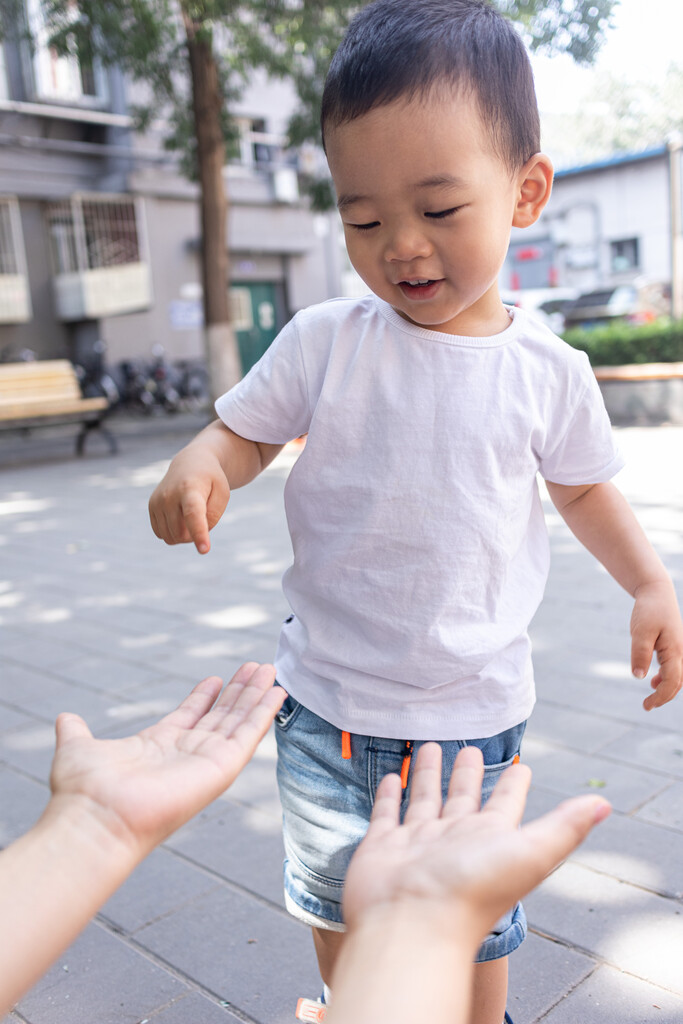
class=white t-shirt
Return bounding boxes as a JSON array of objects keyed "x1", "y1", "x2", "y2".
[{"x1": 216, "y1": 296, "x2": 623, "y2": 739}]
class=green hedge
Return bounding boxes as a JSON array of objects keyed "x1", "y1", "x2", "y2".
[{"x1": 563, "y1": 319, "x2": 683, "y2": 366}]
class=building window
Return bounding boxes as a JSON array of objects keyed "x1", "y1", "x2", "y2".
[
  {"x1": 24, "y1": 0, "x2": 108, "y2": 105},
  {"x1": 0, "y1": 197, "x2": 32, "y2": 323},
  {"x1": 610, "y1": 238, "x2": 639, "y2": 273},
  {"x1": 45, "y1": 196, "x2": 143, "y2": 274}
]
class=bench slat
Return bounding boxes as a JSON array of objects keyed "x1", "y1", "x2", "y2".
[{"x1": 0, "y1": 396, "x2": 107, "y2": 420}]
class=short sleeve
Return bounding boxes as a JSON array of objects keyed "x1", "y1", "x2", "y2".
[
  {"x1": 215, "y1": 316, "x2": 311, "y2": 444},
  {"x1": 538, "y1": 358, "x2": 625, "y2": 485}
]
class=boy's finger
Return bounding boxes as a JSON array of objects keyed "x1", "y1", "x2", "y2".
[
  {"x1": 403, "y1": 743, "x2": 442, "y2": 824},
  {"x1": 643, "y1": 660, "x2": 683, "y2": 710},
  {"x1": 631, "y1": 631, "x2": 654, "y2": 680},
  {"x1": 180, "y1": 494, "x2": 212, "y2": 553},
  {"x1": 480, "y1": 762, "x2": 532, "y2": 828},
  {"x1": 443, "y1": 745, "x2": 485, "y2": 819}
]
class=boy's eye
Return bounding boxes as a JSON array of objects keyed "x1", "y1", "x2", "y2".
[
  {"x1": 348, "y1": 221, "x2": 380, "y2": 231},
  {"x1": 424, "y1": 206, "x2": 463, "y2": 220}
]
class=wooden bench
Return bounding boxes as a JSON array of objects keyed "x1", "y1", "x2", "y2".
[
  {"x1": 0, "y1": 359, "x2": 117, "y2": 455},
  {"x1": 593, "y1": 361, "x2": 683, "y2": 382}
]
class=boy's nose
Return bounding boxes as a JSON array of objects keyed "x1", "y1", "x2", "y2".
[{"x1": 383, "y1": 226, "x2": 432, "y2": 264}]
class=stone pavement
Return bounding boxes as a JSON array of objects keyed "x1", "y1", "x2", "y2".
[{"x1": 0, "y1": 416, "x2": 682, "y2": 1024}]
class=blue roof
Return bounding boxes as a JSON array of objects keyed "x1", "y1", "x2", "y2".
[{"x1": 553, "y1": 145, "x2": 668, "y2": 179}]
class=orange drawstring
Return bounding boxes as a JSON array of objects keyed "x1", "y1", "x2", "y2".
[{"x1": 400, "y1": 740, "x2": 414, "y2": 788}]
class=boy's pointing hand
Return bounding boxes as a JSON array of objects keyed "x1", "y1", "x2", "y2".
[
  {"x1": 149, "y1": 447, "x2": 230, "y2": 555},
  {"x1": 631, "y1": 579, "x2": 683, "y2": 710}
]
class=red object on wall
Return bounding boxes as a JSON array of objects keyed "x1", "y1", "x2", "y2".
[{"x1": 515, "y1": 246, "x2": 543, "y2": 262}]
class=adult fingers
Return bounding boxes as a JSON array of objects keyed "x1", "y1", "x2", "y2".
[
  {"x1": 149, "y1": 675, "x2": 225, "y2": 733},
  {"x1": 54, "y1": 712, "x2": 93, "y2": 748},
  {"x1": 518, "y1": 793, "x2": 611, "y2": 884},
  {"x1": 365, "y1": 772, "x2": 402, "y2": 838},
  {"x1": 207, "y1": 663, "x2": 281, "y2": 736},
  {"x1": 480, "y1": 762, "x2": 532, "y2": 829},
  {"x1": 403, "y1": 743, "x2": 443, "y2": 824},
  {"x1": 443, "y1": 745, "x2": 485, "y2": 820}
]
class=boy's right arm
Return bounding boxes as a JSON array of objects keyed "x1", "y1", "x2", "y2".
[{"x1": 149, "y1": 419, "x2": 283, "y2": 554}]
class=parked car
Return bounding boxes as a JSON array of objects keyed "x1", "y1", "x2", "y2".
[
  {"x1": 563, "y1": 280, "x2": 670, "y2": 330},
  {"x1": 500, "y1": 287, "x2": 579, "y2": 334}
]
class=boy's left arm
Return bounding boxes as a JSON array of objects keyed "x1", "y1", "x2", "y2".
[{"x1": 546, "y1": 480, "x2": 683, "y2": 710}]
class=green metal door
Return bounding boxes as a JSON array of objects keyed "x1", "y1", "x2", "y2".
[{"x1": 230, "y1": 282, "x2": 281, "y2": 374}]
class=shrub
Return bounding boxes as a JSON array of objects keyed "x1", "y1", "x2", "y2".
[{"x1": 563, "y1": 319, "x2": 683, "y2": 366}]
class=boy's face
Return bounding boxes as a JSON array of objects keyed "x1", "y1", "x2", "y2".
[{"x1": 326, "y1": 89, "x2": 542, "y2": 337}]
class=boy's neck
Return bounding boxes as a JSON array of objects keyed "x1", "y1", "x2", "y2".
[{"x1": 393, "y1": 289, "x2": 513, "y2": 339}]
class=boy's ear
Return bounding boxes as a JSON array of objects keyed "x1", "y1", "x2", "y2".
[{"x1": 512, "y1": 153, "x2": 554, "y2": 228}]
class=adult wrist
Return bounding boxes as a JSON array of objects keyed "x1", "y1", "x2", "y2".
[
  {"x1": 39, "y1": 793, "x2": 142, "y2": 875},
  {"x1": 346, "y1": 894, "x2": 482, "y2": 960}
]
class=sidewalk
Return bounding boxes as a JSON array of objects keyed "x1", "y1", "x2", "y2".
[{"x1": 1, "y1": 419, "x2": 682, "y2": 1024}]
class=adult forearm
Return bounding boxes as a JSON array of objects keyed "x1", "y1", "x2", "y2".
[
  {"x1": 0, "y1": 796, "x2": 138, "y2": 1015},
  {"x1": 328, "y1": 902, "x2": 476, "y2": 1024}
]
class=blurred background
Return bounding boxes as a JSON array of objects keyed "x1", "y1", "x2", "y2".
[{"x1": 0, "y1": 0, "x2": 681, "y2": 413}]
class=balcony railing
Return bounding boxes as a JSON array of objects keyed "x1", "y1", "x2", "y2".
[{"x1": 45, "y1": 194, "x2": 152, "y2": 320}]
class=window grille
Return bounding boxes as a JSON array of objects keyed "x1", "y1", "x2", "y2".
[
  {"x1": 229, "y1": 287, "x2": 254, "y2": 331},
  {"x1": 45, "y1": 195, "x2": 143, "y2": 275},
  {"x1": 0, "y1": 196, "x2": 32, "y2": 322}
]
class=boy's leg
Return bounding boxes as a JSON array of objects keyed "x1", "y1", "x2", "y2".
[
  {"x1": 312, "y1": 927, "x2": 345, "y2": 988},
  {"x1": 471, "y1": 958, "x2": 508, "y2": 1024}
]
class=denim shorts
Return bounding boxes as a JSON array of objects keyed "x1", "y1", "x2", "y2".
[{"x1": 274, "y1": 693, "x2": 527, "y2": 963}]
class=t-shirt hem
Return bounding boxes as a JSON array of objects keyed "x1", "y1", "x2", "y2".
[{"x1": 278, "y1": 673, "x2": 536, "y2": 740}]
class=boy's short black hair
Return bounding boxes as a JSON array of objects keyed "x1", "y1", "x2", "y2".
[{"x1": 321, "y1": 0, "x2": 540, "y2": 172}]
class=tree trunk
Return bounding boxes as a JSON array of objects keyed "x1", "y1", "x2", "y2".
[{"x1": 183, "y1": 11, "x2": 242, "y2": 402}]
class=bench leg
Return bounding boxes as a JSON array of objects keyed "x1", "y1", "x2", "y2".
[{"x1": 76, "y1": 420, "x2": 118, "y2": 456}]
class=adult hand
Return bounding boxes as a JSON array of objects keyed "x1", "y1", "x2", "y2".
[
  {"x1": 49, "y1": 663, "x2": 285, "y2": 859},
  {"x1": 344, "y1": 743, "x2": 610, "y2": 941}
]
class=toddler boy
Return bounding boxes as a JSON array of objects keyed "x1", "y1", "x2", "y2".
[{"x1": 149, "y1": 2, "x2": 683, "y2": 1022}]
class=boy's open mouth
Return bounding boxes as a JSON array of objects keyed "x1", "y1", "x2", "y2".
[{"x1": 398, "y1": 279, "x2": 441, "y2": 299}]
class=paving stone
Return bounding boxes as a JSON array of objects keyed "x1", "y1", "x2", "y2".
[
  {"x1": 507, "y1": 931, "x2": 596, "y2": 1024},
  {"x1": 135, "y1": 886, "x2": 320, "y2": 1024},
  {"x1": 635, "y1": 781, "x2": 683, "y2": 833},
  {"x1": 101, "y1": 848, "x2": 221, "y2": 933},
  {"x1": 165, "y1": 798, "x2": 285, "y2": 906},
  {"x1": 53, "y1": 654, "x2": 169, "y2": 697},
  {"x1": 0, "y1": 702, "x2": 36, "y2": 734},
  {"x1": 0, "y1": 764, "x2": 49, "y2": 845},
  {"x1": 569, "y1": 809, "x2": 683, "y2": 898},
  {"x1": 540, "y1": 963, "x2": 683, "y2": 1024},
  {"x1": 525, "y1": 701, "x2": 632, "y2": 756},
  {"x1": 598, "y1": 726, "x2": 683, "y2": 782},
  {"x1": 525, "y1": 862, "x2": 683, "y2": 995},
  {"x1": 522, "y1": 736, "x2": 671, "y2": 813},
  {"x1": 0, "y1": 661, "x2": 134, "y2": 730},
  {"x1": 529, "y1": 671, "x2": 650, "y2": 727},
  {"x1": 143, "y1": 991, "x2": 245, "y2": 1023},
  {"x1": 12, "y1": 921, "x2": 186, "y2": 1024},
  {"x1": 0, "y1": 720, "x2": 58, "y2": 783},
  {"x1": 0, "y1": 635, "x2": 81, "y2": 672}
]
